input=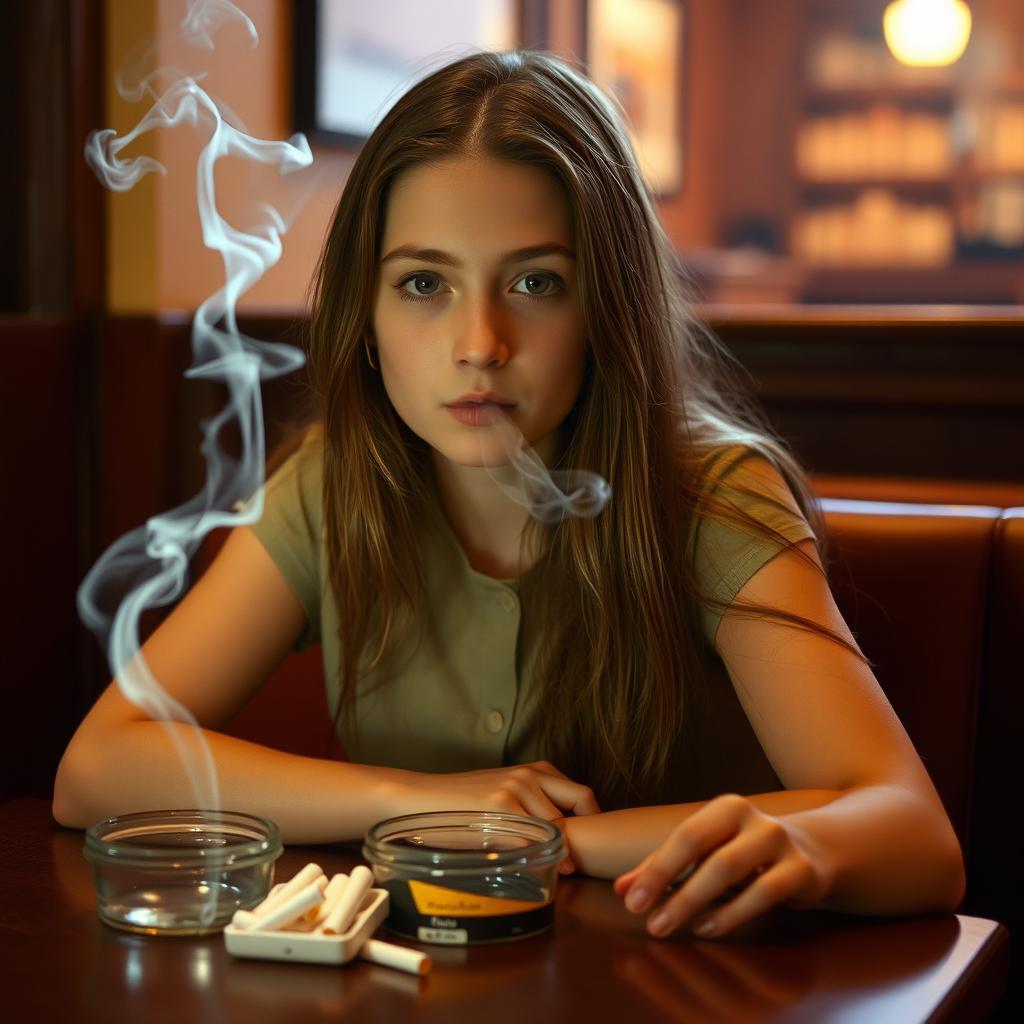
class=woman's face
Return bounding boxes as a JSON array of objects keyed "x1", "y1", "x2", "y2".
[{"x1": 372, "y1": 156, "x2": 586, "y2": 469}]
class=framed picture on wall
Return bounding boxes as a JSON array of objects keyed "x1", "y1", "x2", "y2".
[
  {"x1": 294, "y1": 1, "x2": 539, "y2": 146},
  {"x1": 585, "y1": 0, "x2": 685, "y2": 196}
]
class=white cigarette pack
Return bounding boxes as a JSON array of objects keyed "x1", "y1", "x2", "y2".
[{"x1": 224, "y1": 885, "x2": 390, "y2": 965}]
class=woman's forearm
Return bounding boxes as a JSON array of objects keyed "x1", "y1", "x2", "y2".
[
  {"x1": 53, "y1": 721, "x2": 408, "y2": 843},
  {"x1": 779, "y1": 784, "x2": 965, "y2": 914},
  {"x1": 564, "y1": 789, "x2": 842, "y2": 880},
  {"x1": 566, "y1": 784, "x2": 964, "y2": 917}
]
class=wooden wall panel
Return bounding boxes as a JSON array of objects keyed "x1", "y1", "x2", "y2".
[
  {"x1": 709, "y1": 308, "x2": 1024, "y2": 481},
  {"x1": 0, "y1": 318, "x2": 86, "y2": 800}
]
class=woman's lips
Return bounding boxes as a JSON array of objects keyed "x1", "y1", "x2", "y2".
[{"x1": 444, "y1": 401, "x2": 515, "y2": 426}]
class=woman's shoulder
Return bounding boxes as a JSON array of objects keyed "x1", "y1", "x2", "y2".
[
  {"x1": 683, "y1": 442, "x2": 817, "y2": 644},
  {"x1": 259, "y1": 423, "x2": 324, "y2": 537},
  {"x1": 693, "y1": 442, "x2": 806, "y2": 520},
  {"x1": 684, "y1": 438, "x2": 811, "y2": 528}
]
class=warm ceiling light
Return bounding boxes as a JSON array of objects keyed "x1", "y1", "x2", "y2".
[{"x1": 883, "y1": 0, "x2": 972, "y2": 67}]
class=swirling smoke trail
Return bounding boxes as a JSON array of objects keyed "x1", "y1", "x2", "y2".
[
  {"x1": 484, "y1": 410, "x2": 611, "y2": 523},
  {"x1": 77, "y1": 0, "x2": 312, "y2": 814}
]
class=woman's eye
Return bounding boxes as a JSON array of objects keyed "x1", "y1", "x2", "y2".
[
  {"x1": 513, "y1": 272, "x2": 562, "y2": 298},
  {"x1": 397, "y1": 273, "x2": 443, "y2": 301}
]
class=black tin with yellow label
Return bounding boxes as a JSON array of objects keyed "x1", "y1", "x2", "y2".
[{"x1": 363, "y1": 812, "x2": 562, "y2": 945}]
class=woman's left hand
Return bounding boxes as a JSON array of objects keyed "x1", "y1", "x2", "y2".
[{"x1": 613, "y1": 793, "x2": 833, "y2": 939}]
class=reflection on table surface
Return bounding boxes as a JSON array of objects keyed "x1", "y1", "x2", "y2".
[{"x1": 1, "y1": 799, "x2": 1008, "y2": 1023}]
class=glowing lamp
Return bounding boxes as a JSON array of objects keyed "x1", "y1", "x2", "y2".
[{"x1": 883, "y1": 0, "x2": 972, "y2": 67}]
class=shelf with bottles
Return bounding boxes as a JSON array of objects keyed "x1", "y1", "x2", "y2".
[
  {"x1": 795, "y1": 101, "x2": 953, "y2": 182},
  {"x1": 803, "y1": 13, "x2": 957, "y2": 93},
  {"x1": 791, "y1": 188, "x2": 955, "y2": 268},
  {"x1": 969, "y1": 98, "x2": 1024, "y2": 174},
  {"x1": 790, "y1": 2, "x2": 1024, "y2": 277}
]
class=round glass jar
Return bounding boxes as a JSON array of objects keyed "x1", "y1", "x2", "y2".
[
  {"x1": 363, "y1": 811, "x2": 563, "y2": 945},
  {"x1": 84, "y1": 809, "x2": 282, "y2": 935}
]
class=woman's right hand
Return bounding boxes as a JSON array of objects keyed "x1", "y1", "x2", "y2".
[
  {"x1": 386, "y1": 761, "x2": 599, "y2": 875},
  {"x1": 387, "y1": 760, "x2": 600, "y2": 821}
]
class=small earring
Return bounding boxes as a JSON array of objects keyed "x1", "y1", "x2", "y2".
[{"x1": 363, "y1": 337, "x2": 378, "y2": 370}]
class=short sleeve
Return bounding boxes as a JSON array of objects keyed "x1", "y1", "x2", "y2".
[
  {"x1": 693, "y1": 450, "x2": 816, "y2": 646},
  {"x1": 249, "y1": 433, "x2": 324, "y2": 648}
]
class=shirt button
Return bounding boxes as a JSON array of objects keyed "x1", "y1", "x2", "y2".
[
  {"x1": 500, "y1": 592, "x2": 518, "y2": 613},
  {"x1": 485, "y1": 710, "x2": 505, "y2": 734}
]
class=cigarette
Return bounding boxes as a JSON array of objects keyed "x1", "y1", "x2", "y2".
[
  {"x1": 298, "y1": 875, "x2": 330, "y2": 922},
  {"x1": 311, "y1": 873, "x2": 349, "y2": 926},
  {"x1": 359, "y1": 938, "x2": 432, "y2": 976},
  {"x1": 250, "y1": 862, "x2": 324, "y2": 920},
  {"x1": 230, "y1": 908, "x2": 259, "y2": 929},
  {"x1": 250, "y1": 881, "x2": 326, "y2": 932},
  {"x1": 320, "y1": 864, "x2": 374, "y2": 935}
]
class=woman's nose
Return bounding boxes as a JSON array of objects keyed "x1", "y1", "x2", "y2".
[{"x1": 452, "y1": 294, "x2": 509, "y2": 369}]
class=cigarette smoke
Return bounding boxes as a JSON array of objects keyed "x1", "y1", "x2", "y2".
[
  {"x1": 484, "y1": 411, "x2": 611, "y2": 523},
  {"x1": 78, "y1": 0, "x2": 312, "y2": 815}
]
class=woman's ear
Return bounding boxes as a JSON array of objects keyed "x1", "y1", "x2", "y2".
[{"x1": 363, "y1": 334, "x2": 378, "y2": 371}]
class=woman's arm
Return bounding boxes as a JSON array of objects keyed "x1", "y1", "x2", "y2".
[
  {"x1": 563, "y1": 788, "x2": 842, "y2": 879},
  {"x1": 568, "y1": 537, "x2": 965, "y2": 934},
  {"x1": 54, "y1": 528, "x2": 597, "y2": 842}
]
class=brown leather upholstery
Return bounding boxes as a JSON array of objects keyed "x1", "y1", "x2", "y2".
[
  {"x1": 193, "y1": 530, "x2": 337, "y2": 760},
  {"x1": 223, "y1": 646, "x2": 337, "y2": 759},
  {"x1": 967, "y1": 510, "x2": 1023, "y2": 925},
  {"x1": 813, "y1": 474, "x2": 1024, "y2": 509},
  {"x1": 818, "y1": 498, "x2": 1000, "y2": 852}
]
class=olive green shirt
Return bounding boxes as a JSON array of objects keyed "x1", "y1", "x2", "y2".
[{"x1": 250, "y1": 435, "x2": 815, "y2": 803}]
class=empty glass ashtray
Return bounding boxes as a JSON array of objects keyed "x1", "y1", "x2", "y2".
[{"x1": 84, "y1": 809, "x2": 282, "y2": 936}]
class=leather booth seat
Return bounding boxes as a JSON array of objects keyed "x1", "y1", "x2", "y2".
[
  {"x1": 966, "y1": 509, "x2": 1023, "y2": 938},
  {"x1": 812, "y1": 474, "x2": 1024, "y2": 510},
  {"x1": 818, "y1": 498, "x2": 999, "y2": 852}
]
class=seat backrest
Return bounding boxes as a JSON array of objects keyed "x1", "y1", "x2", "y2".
[
  {"x1": 193, "y1": 530, "x2": 338, "y2": 761},
  {"x1": 223, "y1": 646, "x2": 338, "y2": 759},
  {"x1": 812, "y1": 475, "x2": 1024, "y2": 509},
  {"x1": 820, "y1": 498, "x2": 1000, "y2": 853},
  {"x1": 967, "y1": 509, "x2": 1024, "y2": 924}
]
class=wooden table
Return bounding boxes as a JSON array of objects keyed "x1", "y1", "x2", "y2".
[{"x1": 0, "y1": 799, "x2": 1008, "y2": 1022}]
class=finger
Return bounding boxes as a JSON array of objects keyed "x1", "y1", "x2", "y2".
[
  {"x1": 687, "y1": 860, "x2": 809, "y2": 939},
  {"x1": 613, "y1": 872, "x2": 637, "y2": 895},
  {"x1": 623, "y1": 796, "x2": 754, "y2": 912},
  {"x1": 619, "y1": 858, "x2": 698, "y2": 911},
  {"x1": 516, "y1": 786, "x2": 565, "y2": 819},
  {"x1": 531, "y1": 772, "x2": 600, "y2": 816},
  {"x1": 527, "y1": 760, "x2": 571, "y2": 780},
  {"x1": 614, "y1": 853, "x2": 654, "y2": 895},
  {"x1": 506, "y1": 782, "x2": 564, "y2": 822},
  {"x1": 645, "y1": 829, "x2": 780, "y2": 937}
]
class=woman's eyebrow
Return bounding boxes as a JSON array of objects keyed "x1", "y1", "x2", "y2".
[{"x1": 380, "y1": 243, "x2": 576, "y2": 266}]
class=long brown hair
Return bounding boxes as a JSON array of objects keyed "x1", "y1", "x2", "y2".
[{"x1": 306, "y1": 51, "x2": 850, "y2": 806}]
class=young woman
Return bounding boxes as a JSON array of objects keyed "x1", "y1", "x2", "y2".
[{"x1": 54, "y1": 50, "x2": 964, "y2": 940}]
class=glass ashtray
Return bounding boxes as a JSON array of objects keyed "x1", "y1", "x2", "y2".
[{"x1": 83, "y1": 809, "x2": 282, "y2": 936}]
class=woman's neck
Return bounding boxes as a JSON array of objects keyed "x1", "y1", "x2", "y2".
[{"x1": 431, "y1": 453, "x2": 544, "y2": 580}]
